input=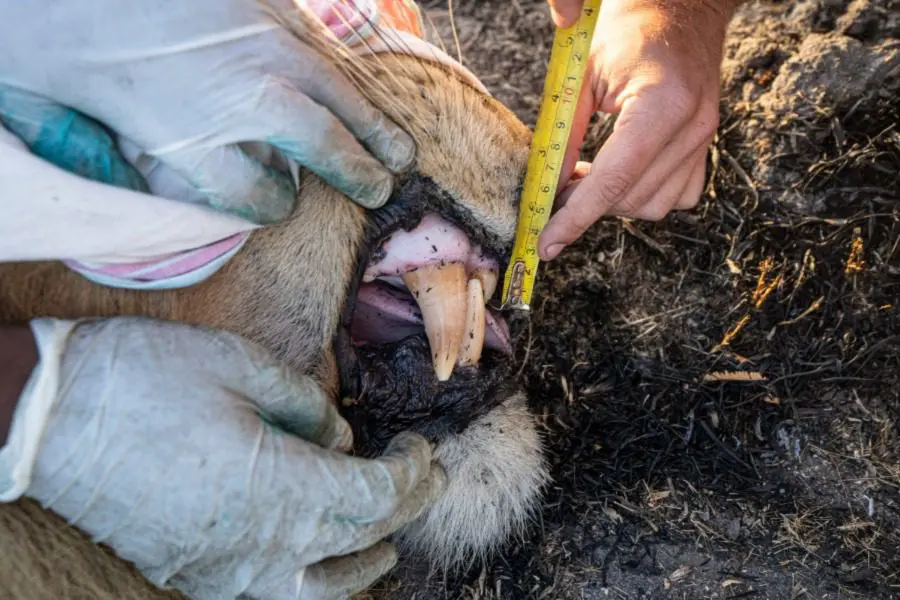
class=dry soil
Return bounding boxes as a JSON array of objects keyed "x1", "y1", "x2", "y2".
[{"x1": 372, "y1": 0, "x2": 900, "y2": 598}]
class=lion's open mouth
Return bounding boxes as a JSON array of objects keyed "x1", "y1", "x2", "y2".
[
  {"x1": 332, "y1": 176, "x2": 520, "y2": 456},
  {"x1": 349, "y1": 211, "x2": 513, "y2": 381}
]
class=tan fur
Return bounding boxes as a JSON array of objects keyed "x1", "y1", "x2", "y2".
[
  {"x1": 397, "y1": 391, "x2": 549, "y2": 572},
  {"x1": 0, "y1": 37, "x2": 544, "y2": 600},
  {"x1": 0, "y1": 177, "x2": 367, "y2": 398}
]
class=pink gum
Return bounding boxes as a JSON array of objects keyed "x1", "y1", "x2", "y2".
[{"x1": 363, "y1": 212, "x2": 498, "y2": 280}]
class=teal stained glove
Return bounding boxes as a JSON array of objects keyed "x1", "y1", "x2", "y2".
[{"x1": 0, "y1": 86, "x2": 149, "y2": 192}]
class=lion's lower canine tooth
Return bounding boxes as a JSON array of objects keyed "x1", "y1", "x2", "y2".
[
  {"x1": 459, "y1": 278, "x2": 486, "y2": 367},
  {"x1": 402, "y1": 263, "x2": 467, "y2": 381},
  {"x1": 471, "y1": 268, "x2": 498, "y2": 302}
]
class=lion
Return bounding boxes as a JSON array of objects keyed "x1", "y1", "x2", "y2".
[{"x1": 0, "y1": 6, "x2": 549, "y2": 599}]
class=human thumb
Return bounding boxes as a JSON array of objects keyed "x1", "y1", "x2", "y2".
[
  {"x1": 546, "y1": 0, "x2": 585, "y2": 28},
  {"x1": 557, "y1": 73, "x2": 597, "y2": 196}
]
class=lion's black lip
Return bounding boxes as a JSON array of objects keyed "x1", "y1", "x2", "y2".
[
  {"x1": 340, "y1": 334, "x2": 516, "y2": 458},
  {"x1": 334, "y1": 171, "x2": 513, "y2": 405},
  {"x1": 365, "y1": 172, "x2": 513, "y2": 261}
]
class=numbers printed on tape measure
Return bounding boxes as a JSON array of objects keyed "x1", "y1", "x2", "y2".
[{"x1": 499, "y1": 0, "x2": 602, "y2": 311}]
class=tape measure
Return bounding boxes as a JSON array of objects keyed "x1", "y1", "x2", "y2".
[{"x1": 499, "y1": 0, "x2": 601, "y2": 311}]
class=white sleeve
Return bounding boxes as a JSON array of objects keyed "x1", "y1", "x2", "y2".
[
  {"x1": 0, "y1": 318, "x2": 76, "y2": 502},
  {"x1": 0, "y1": 125, "x2": 259, "y2": 264}
]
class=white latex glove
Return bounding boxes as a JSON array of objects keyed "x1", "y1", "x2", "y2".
[
  {"x1": 0, "y1": 122, "x2": 260, "y2": 264},
  {"x1": 0, "y1": 317, "x2": 446, "y2": 600},
  {"x1": 0, "y1": 0, "x2": 416, "y2": 223}
]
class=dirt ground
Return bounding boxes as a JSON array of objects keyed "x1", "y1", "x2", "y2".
[{"x1": 371, "y1": 0, "x2": 900, "y2": 598}]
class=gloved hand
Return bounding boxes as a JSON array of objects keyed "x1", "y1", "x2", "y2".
[
  {"x1": 0, "y1": 0, "x2": 417, "y2": 223},
  {"x1": 538, "y1": 0, "x2": 741, "y2": 261},
  {"x1": 1, "y1": 317, "x2": 446, "y2": 600},
  {"x1": 0, "y1": 120, "x2": 262, "y2": 264}
]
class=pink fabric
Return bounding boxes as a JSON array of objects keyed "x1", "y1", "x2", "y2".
[
  {"x1": 306, "y1": 0, "x2": 380, "y2": 40},
  {"x1": 64, "y1": 233, "x2": 247, "y2": 283}
]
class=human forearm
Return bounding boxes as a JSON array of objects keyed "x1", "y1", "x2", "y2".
[
  {"x1": 640, "y1": 0, "x2": 746, "y2": 31},
  {"x1": 694, "y1": 0, "x2": 746, "y2": 16},
  {"x1": 0, "y1": 324, "x2": 38, "y2": 446},
  {"x1": 649, "y1": 0, "x2": 745, "y2": 15},
  {"x1": 549, "y1": 0, "x2": 744, "y2": 28},
  {"x1": 608, "y1": 0, "x2": 745, "y2": 15}
]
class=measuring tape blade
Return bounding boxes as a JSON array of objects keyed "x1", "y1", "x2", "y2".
[{"x1": 499, "y1": 0, "x2": 601, "y2": 311}]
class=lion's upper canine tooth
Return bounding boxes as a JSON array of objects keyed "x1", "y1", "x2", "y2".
[
  {"x1": 402, "y1": 263, "x2": 467, "y2": 381},
  {"x1": 458, "y1": 278, "x2": 486, "y2": 367},
  {"x1": 471, "y1": 268, "x2": 498, "y2": 302}
]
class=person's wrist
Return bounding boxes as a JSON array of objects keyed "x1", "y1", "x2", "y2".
[
  {"x1": 600, "y1": 0, "x2": 735, "y2": 71},
  {"x1": 662, "y1": 0, "x2": 744, "y2": 35},
  {"x1": 607, "y1": 0, "x2": 741, "y2": 26},
  {"x1": 642, "y1": 0, "x2": 744, "y2": 16},
  {"x1": 0, "y1": 324, "x2": 39, "y2": 446}
]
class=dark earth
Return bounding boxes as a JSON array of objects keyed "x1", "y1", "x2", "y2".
[{"x1": 367, "y1": 0, "x2": 900, "y2": 598}]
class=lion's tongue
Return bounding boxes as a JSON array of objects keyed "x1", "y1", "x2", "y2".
[
  {"x1": 352, "y1": 281, "x2": 512, "y2": 359},
  {"x1": 351, "y1": 212, "x2": 510, "y2": 381}
]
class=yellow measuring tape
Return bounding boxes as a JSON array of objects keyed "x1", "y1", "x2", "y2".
[{"x1": 500, "y1": 0, "x2": 601, "y2": 311}]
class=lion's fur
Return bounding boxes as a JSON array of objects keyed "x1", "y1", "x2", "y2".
[{"x1": 0, "y1": 13, "x2": 548, "y2": 599}]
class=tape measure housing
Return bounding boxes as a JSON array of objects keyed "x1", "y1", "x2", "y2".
[{"x1": 499, "y1": 0, "x2": 601, "y2": 311}]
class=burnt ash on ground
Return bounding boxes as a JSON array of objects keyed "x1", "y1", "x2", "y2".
[{"x1": 369, "y1": 1, "x2": 900, "y2": 599}]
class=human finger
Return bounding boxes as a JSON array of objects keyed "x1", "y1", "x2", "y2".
[
  {"x1": 552, "y1": 159, "x2": 592, "y2": 214},
  {"x1": 0, "y1": 85, "x2": 148, "y2": 192},
  {"x1": 625, "y1": 157, "x2": 695, "y2": 221},
  {"x1": 551, "y1": 146, "x2": 706, "y2": 227},
  {"x1": 270, "y1": 34, "x2": 416, "y2": 177},
  {"x1": 538, "y1": 93, "x2": 689, "y2": 260},
  {"x1": 546, "y1": 0, "x2": 585, "y2": 28},
  {"x1": 318, "y1": 463, "x2": 447, "y2": 562},
  {"x1": 229, "y1": 77, "x2": 401, "y2": 210},
  {"x1": 294, "y1": 542, "x2": 398, "y2": 600},
  {"x1": 115, "y1": 136, "x2": 211, "y2": 206},
  {"x1": 132, "y1": 319, "x2": 353, "y2": 451},
  {"x1": 605, "y1": 115, "x2": 715, "y2": 220},
  {"x1": 316, "y1": 431, "x2": 439, "y2": 522},
  {"x1": 163, "y1": 143, "x2": 299, "y2": 224},
  {"x1": 613, "y1": 141, "x2": 710, "y2": 221},
  {"x1": 156, "y1": 79, "x2": 398, "y2": 220},
  {"x1": 345, "y1": 462, "x2": 447, "y2": 550},
  {"x1": 92, "y1": 319, "x2": 351, "y2": 455},
  {"x1": 676, "y1": 149, "x2": 708, "y2": 210},
  {"x1": 239, "y1": 363, "x2": 354, "y2": 453}
]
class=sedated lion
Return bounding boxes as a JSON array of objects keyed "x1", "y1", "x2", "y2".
[{"x1": 0, "y1": 4, "x2": 550, "y2": 598}]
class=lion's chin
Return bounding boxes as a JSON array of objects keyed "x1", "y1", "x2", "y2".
[
  {"x1": 340, "y1": 334, "x2": 549, "y2": 574},
  {"x1": 394, "y1": 388, "x2": 549, "y2": 573}
]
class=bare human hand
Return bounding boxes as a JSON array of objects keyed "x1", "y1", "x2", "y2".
[{"x1": 539, "y1": 0, "x2": 743, "y2": 261}]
